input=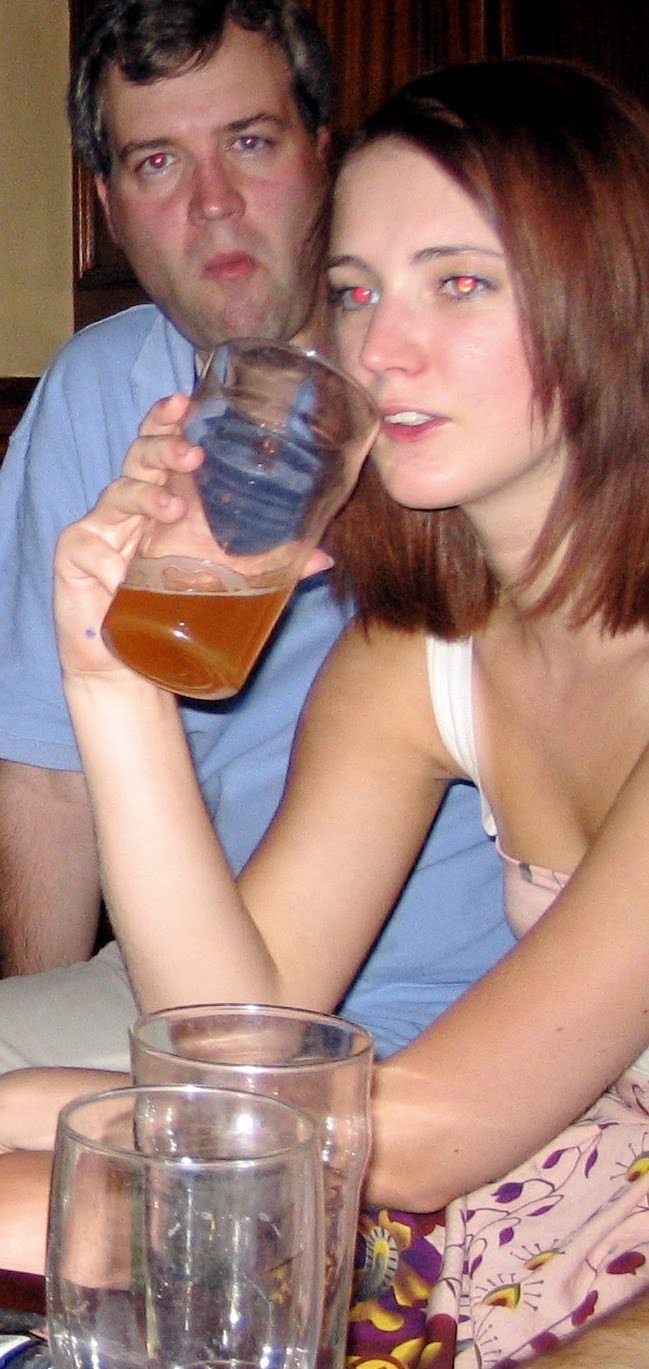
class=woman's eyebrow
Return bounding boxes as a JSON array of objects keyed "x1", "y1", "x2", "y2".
[
  {"x1": 326, "y1": 244, "x2": 505, "y2": 271},
  {"x1": 326, "y1": 253, "x2": 367, "y2": 271},
  {"x1": 415, "y1": 244, "x2": 504, "y2": 263}
]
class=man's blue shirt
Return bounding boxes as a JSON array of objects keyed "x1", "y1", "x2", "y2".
[{"x1": 0, "y1": 304, "x2": 514, "y2": 1057}]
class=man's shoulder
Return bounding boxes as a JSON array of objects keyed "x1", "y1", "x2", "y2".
[
  {"x1": 29, "y1": 303, "x2": 194, "y2": 424},
  {"x1": 50, "y1": 303, "x2": 163, "y2": 372},
  {"x1": 8, "y1": 303, "x2": 188, "y2": 472}
]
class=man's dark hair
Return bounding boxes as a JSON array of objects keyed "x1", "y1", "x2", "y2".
[{"x1": 69, "y1": 0, "x2": 337, "y2": 178}]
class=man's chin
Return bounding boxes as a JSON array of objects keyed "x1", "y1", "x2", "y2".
[
  {"x1": 177, "y1": 311, "x2": 288, "y2": 351},
  {"x1": 170, "y1": 285, "x2": 310, "y2": 351}
]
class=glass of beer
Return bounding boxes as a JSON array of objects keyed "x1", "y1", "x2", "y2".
[{"x1": 101, "y1": 339, "x2": 379, "y2": 699}]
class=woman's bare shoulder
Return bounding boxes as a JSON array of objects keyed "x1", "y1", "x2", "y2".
[{"x1": 302, "y1": 619, "x2": 460, "y2": 779}]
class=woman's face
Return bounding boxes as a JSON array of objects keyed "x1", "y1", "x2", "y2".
[{"x1": 328, "y1": 139, "x2": 565, "y2": 520}]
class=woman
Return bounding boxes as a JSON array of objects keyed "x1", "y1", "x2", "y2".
[{"x1": 3, "y1": 56, "x2": 649, "y2": 1365}]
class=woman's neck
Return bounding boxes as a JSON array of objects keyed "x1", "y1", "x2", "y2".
[{"x1": 464, "y1": 438, "x2": 567, "y2": 613}]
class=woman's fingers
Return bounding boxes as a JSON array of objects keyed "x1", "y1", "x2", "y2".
[
  {"x1": 301, "y1": 549, "x2": 335, "y2": 577},
  {"x1": 58, "y1": 477, "x2": 180, "y2": 563},
  {"x1": 54, "y1": 395, "x2": 204, "y2": 681},
  {"x1": 56, "y1": 395, "x2": 201, "y2": 594},
  {"x1": 121, "y1": 433, "x2": 204, "y2": 485},
  {"x1": 122, "y1": 394, "x2": 204, "y2": 485},
  {"x1": 92, "y1": 471, "x2": 185, "y2": 529},
  {"x1": 138, "y1": 391, "x2": 192, "y2": 437},
  {"x1": 56, "y1": 476, "x2": 187, "y2": 602}
]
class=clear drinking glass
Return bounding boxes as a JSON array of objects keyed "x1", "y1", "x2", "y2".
[
  {"x1": 46, "y1": 1083, "x2": 324, "y2": 1369},
  {"x1": 101, "y1": 339, "x2": 379, "y2": 700},
  {"x1": 130, "y1": 1006, "x2": 374, "y2": 1369}
]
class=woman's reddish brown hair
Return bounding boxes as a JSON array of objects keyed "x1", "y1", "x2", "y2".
[{"x1": 329, "y1": 59, "x2": 649, "y2": 638}]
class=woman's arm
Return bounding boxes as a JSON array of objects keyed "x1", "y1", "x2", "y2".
[
  {"x1": 54, "y1": 405, "x2": 451, "y2": 1014},
  {"x1": 0, "y1": 1151, "x2": 53, "y2": 1274},
  {"x1": 531, "y1": 1289, "x2": 649, "y2": 1366},
  {"x1": 0, "y1": 1067, "x2": 127, "y2": 1275},
  {"x1": 366, "y1": 740, "x2": 649, "y2": 1209},
  {"x1": 0, "y1": 1068, "x2": 127, "y2": 1153},
  {"x1": 61, "y1": 624, "x2": 448, "y2": 1013}
]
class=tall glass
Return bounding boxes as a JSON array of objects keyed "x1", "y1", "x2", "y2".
[
  {"x1": 130, "y1": 1006, "x2": 374, "y2": 1369},
  {"x1": 102, "y1": 339, "x2": 379, "y2": 700},
  {"x1": 46, "y1": 1083, "x2": 324, "y2": 1369}
]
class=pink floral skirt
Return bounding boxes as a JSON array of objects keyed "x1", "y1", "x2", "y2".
[{"x1": 347, "y1": 1072, "x2": 649, "y2": 1366}]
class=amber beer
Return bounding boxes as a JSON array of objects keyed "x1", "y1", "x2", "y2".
[
  {"x1": 100, "y1": 346, "x2": 379, "y2": 694},
  {"x1": 101, "y1": 560, "x2": 292, "y2": 699}
]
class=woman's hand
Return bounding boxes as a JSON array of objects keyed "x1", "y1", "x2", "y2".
[
  {"x1": 55, "y1": 391, "x2": 333, "y2": 683},
  {"x1": 0, "y1": 1067, "x2": 128, "y2": 1277},
  {"x1": 54, "y1": 394, "x2": 203, "y2": 679}
]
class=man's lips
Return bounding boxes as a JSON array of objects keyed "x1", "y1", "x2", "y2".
[{"x1": 202, "y1": 252, "x2": 257, "y2": 281}]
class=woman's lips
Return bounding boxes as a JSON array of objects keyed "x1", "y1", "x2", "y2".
[
  {"x1": 203, "y1": 252, "x2": 257, "y2": 281},
  {"x1": 381, "y1": 410, "x2": 448, "y2": 441}
]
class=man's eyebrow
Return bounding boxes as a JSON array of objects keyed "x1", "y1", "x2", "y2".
[
  {"x1": 117, "y1": 112, "x2": 286, "y2": 163},
  {"x1": 117, "y1": 138, "x2": 174, "y2": 163},
  {"x1": 224, "y1": 112, "x2": 286, "y2": 133}
]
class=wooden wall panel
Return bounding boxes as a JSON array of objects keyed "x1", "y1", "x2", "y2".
[
  {"x1": 304, "y1": 0, "x2": 425, "y2": 130},
  {"x1": 0, "y1": 379, "x2": 37, "y2": 461},
  {"x1": 511, "y1": 0, "x2": 649, "y2": 107},
  {"x1": 423, "y1": 0, "x2": 512, "y2": 68},
  {"x1": 70, "y1": 0, "x2": 147, "y2": 331}
]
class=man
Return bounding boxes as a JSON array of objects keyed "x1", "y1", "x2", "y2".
[{"x1": 0, "y1": 0, "x2": 513, "y2": 1068}]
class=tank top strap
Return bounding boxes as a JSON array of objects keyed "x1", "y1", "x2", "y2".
[{"x1": 425, "y1": 635, "x2": 496, "y2": 836}]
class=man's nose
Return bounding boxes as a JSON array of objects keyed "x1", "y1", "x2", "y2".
[{"x1": 188, "y1": 157, "x2": 245, "y2": 223}]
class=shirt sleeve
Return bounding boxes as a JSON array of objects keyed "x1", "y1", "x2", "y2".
[{"x1": 0, "y1": 331, "x2": 138, "y2": 768}]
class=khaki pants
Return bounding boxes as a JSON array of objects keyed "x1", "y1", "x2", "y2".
[{"x1": 0, "y1": 940, "x2": 134, "y2": 1072}]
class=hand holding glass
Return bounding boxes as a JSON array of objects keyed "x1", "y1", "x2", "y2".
[
  {"x1": 102, "y1": 340, "x2": 379, "y2": 699},
  {"x1": 46, "y1": 1084, "x2": 324, "y2": 1369}
]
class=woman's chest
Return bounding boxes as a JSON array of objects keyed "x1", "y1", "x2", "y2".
[{"x1": 472, "y1": 628, "x2": 649, "y2": 868}]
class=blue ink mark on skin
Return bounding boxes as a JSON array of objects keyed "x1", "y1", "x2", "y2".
[{"x1": 85, "y1": 627, "x2": 98, "y2": 639}]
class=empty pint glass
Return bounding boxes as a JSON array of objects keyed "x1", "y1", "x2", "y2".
[
  {"x1": 130, "y1": 1004, "x2": 374, "y2": 1369},
  {"x1": 47, "y1": 1084, "x2": 324, "y2": 1369},
  {"x1": 102, "y1": 339, "x2": 379, "y2": 699}
]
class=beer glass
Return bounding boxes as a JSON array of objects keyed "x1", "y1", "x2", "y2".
[
  {"x1": 47, "y1": 1084, "x2": 324, "y2": 1369},
  {"x1": 102, "y1": 340, "x2": 379, "y2": 699},
  {"x1": 130, "y1": 1006, "x2": 373, "y2": 1369}
]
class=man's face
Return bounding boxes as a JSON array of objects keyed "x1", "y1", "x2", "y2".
[{"x1": 96, "y1": 22, "x2": 329, "y2": 351}]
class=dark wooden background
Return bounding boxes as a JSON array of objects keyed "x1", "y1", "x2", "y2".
[{"x1": 2, "y1": 0, "x2": 648, "y2": 455}]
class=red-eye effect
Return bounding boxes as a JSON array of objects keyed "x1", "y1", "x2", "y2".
[
  {"x1": 456, "y1": 275, "x2": 477, "y2": 294},
  {"x1": 351, "y1": 286, "x2": 374, "y2": 305}
]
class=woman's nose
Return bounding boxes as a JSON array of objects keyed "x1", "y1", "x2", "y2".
[
  {"x1": 359, "y1": 304, "x2": 428, "y2": 377},
  {"x1": 188, "y1": 157, "x2": 245, "y2": 223}
]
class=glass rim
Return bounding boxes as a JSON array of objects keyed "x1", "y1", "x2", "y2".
[
  {"x1": 57, "y1": 1081, "x2": 318, "y2": 1167},
  {"x1": 130, "y1": 1001, "x2": 374, "y2": 1075},
  {"x1": 200, "y1": 335, "x2": 380, "y2": 424}
]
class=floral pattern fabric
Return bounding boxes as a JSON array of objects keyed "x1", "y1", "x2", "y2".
[{"x1": 347, "y1": 1073, "x2": 649, "y2": 1367}]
